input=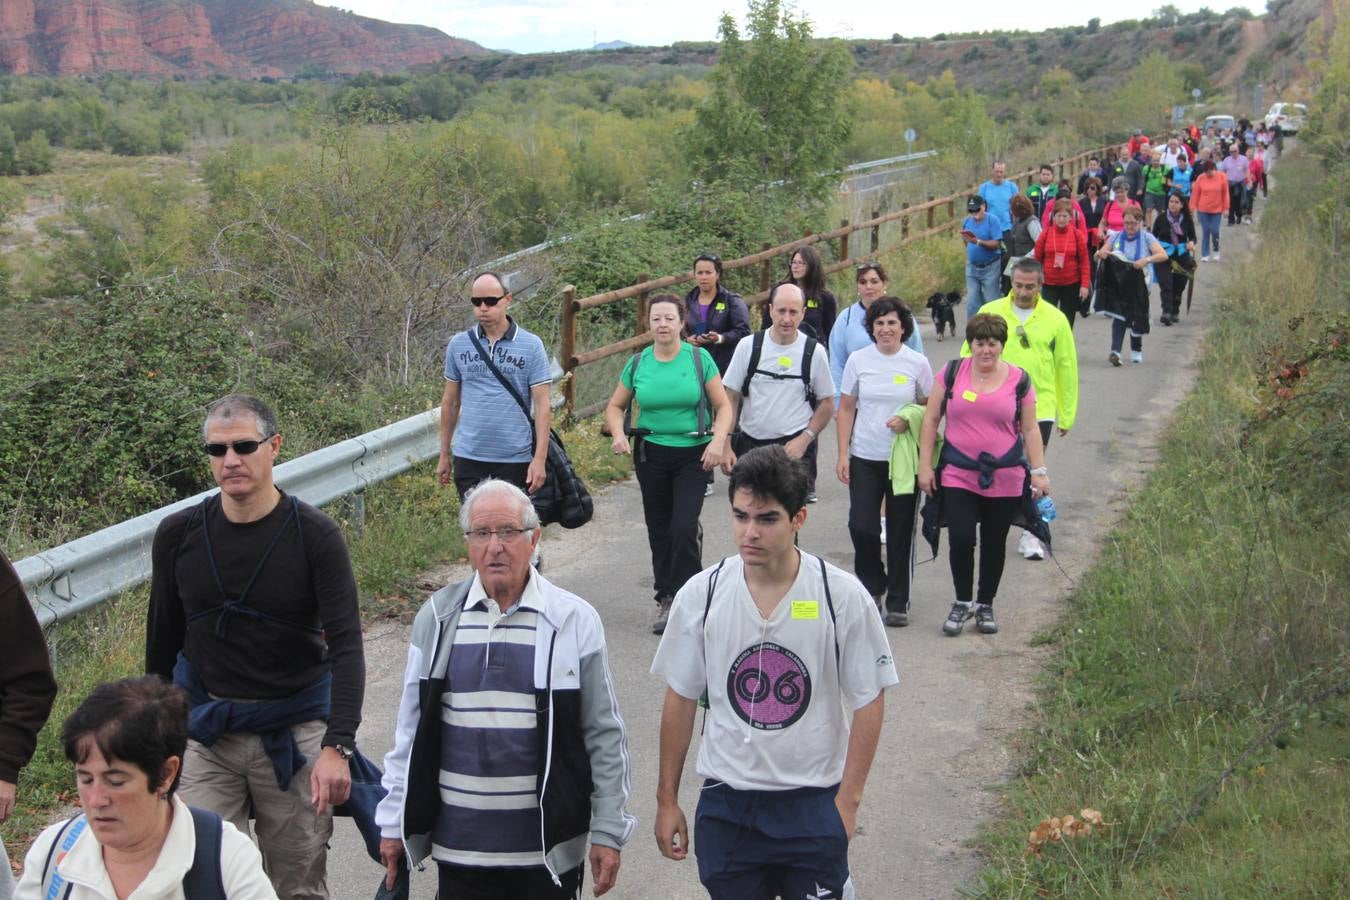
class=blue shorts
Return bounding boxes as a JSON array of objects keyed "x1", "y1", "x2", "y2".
[{"x1": 695, "y1": 781, "x2": 853, "y2": 900}]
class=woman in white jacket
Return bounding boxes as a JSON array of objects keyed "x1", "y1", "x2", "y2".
[{"x1": 16, "y1": 677, "x2": 276, "y2": 900}]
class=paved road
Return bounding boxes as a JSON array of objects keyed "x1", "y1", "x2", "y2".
[{"x1": 326, "y1": 217, "x2": 1260, "y2": 899}]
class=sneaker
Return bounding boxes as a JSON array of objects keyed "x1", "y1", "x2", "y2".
[
  {"x1": 805, "y1": 491, "x2": 819, "y2": 504},
  {"x1": 1108, "y1": 351, "x2": 1122, "y2": 367},
  {"x1": 937, "y1": 332, "x2": 945, "y2": 342},
  {"x1": 1212, "y1": 253, "x2": 1221, "y2": 262},
  {"x1": 703, "y1": 483, "x2": 715, "y2": 498},
  {"x1": 1160, "y1": 315, "x2": 1173, "y2": 326},
  {"x1": 884, "y1": 609, "x2": 909, "y2": 628},
  {"x1": 975, "y1": 604, "x2": 999, "y2": 634},
  {"x1": 1244, "y1": 215, "x2": 1253, "y2": 225},
  {"x1": 1200, "y1": 255, "x2": 1210, "y2": 263},
  {"x1": 1131, "y1": 350, "x2": 1144, "y2": 364},
  {"x1": 943, "y1": 601, "x2": 973, "y2": 636},
  {"x1": 1019, "y1": 531, "x2": 1045, "y2": 560},
  {"x1": 652, "y1": 596, "x2": 673, "y2": 635}
]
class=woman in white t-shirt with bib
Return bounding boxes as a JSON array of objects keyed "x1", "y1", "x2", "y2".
[{"x1": 835, "y1": 296, "x2": 934, "y2": 627}]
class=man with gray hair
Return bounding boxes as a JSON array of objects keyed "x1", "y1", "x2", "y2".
[
  {"x1": 377, "y1": 478, "x2": 634, "y2": 899},
  {"x1": 146, "y1": 393, "x2": 366, "y2": 899}
]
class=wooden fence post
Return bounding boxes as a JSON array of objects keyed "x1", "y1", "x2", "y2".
[
  {"x1": 759, "y1": 243, "x2": 773, "y2": 294},
  {"x1": 839, "y1": 219, "x2": 850, "y2": 263},
  {"x1": 560, "y1": 285, "x2": 577, "y2": 414},
  {"x1": 926, "y1": 195, "x2": 936, "y2": 229},
  {"x1": 870, "y1": 208, "x2": 881, "y2": 254},
  {"x1": 635, "y1": 273, "x2": 650, "y2": 338},
  {"x1": 947, "y1": 195, "x2": 956, "y2": 219},
  {"x1": 900, "y1": 202, "x2": 911, "y2": 240}
]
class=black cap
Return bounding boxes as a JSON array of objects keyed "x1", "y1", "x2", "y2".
[{"x1": 966, "y1": 195, "x2": 985, "y2": 212}]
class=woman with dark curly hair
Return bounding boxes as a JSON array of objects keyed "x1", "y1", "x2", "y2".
[{"x1": 835, "y1": 296, "x2": 933, "y2": 627}]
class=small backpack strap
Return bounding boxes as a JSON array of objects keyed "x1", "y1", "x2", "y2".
[
  {"x1": 741, "y1": 331, "x2": 766, "y2": 399},
  {"x1": 41, "y1": 814, "x2": 88, "y2": 900},
  {"x1": 691, "y1": 347, "x2": 711, "y2": 438},
  {"x1": 939, "y1": 358, "x2": 962, "y2": 420},
  {"x1": 701, "y1": 558, "x2": 729, "y2": 627},
  {"x1": 1014, "y1": 370, "x2": 1031, "y2": 429},
  {"x1": 802, "y1": 337, "x2": 818, "y2": 407},
  {"x1": 816, "y1": 555, "x2": 841, "y2": 674},
  {"x1": 184, "y1": 807, "x2": 227, "y2": 900},
  {"x1": 621, "y1": 349, "x2": 643, "y2": 436}
]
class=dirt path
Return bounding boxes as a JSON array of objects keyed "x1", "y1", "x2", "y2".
[
  {"x1": 321, "y1": 206, "x2": 1265, "y2": 898},
  {"x1": 1217, "y1": 19, "x2": 1271, "y2": 87}
]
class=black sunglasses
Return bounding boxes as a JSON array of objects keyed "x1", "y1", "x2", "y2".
[
  {"x1": 470, "y1": 295, "x2": 506, "y2": 307},
  {"x1": 204, "y1": 436, "x2": 273, "y2": 457},
  {"x1": 1015, "y1": 325, "x2": 1030, "y2": 349},
  {"x1": 695, "y1": 252, "x2": 721, "y2": 264}
]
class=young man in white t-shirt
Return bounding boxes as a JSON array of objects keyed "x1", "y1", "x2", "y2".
[
  {"x1": 651, "y1": 445, "x2": 898, "y2": 900},
  {"x1": 721, "y1": 283, "x2": 836, "y2": 503}
]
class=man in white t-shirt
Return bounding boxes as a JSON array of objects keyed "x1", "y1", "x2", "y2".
[
  {"x1": 721, "y1": 283, "x2": 836, "y2": 503},
  {"x1": 652, "y1": 445, "x2": 898, "y2": 900}
]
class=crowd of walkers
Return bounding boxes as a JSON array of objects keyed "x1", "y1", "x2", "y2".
[{"x1": 0, "y1": 124, "x2": 1272, "y2": 900}]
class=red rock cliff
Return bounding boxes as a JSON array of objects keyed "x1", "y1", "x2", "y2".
[{"x1": 0, "y1": 0, "x2": 487, "y2": 78}]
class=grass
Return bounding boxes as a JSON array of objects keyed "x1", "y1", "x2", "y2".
[{"x1": 968, "y1": 149, "x2": 1350, "y2": 897}]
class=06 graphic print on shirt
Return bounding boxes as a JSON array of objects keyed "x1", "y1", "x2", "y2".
[{"x1": 726, "y1": 642, "x2": 812, "y2": 730}]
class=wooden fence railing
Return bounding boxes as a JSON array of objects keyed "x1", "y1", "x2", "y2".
[{"x1": 558, "y1": 145, "x2": 1110, "y2": 418}]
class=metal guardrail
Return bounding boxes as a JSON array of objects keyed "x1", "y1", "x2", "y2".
[{"x1": 16, "y1": 409, "x2": 442, "y2": 627}]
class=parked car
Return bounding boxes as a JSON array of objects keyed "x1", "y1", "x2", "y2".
[
  {"x1": 1264, "y1": 102, "x2": 1308, "y2": 134},
  {"x1": 1203, "y1": 114, "x2": 1236, "y2": 134}
]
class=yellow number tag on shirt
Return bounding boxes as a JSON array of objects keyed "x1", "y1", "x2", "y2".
[
  {"x1": 715, "y1": 303, "x2": 726, "y2": 311},
  {"x1": 807, "y1": 299, "x2": 818, "y2": 308},
  {"x1": 791, "y1": 600, "x2": 819, "y2": 620},
  {"x1": 893, "y1": 374, "x2": 910, "y2": 385},
  {"x1": 962, "y1": 389, "x2": 979, "y2": 402},
  {"x1": 778, "y1": 355, "x2": 792, "y2": 369}
]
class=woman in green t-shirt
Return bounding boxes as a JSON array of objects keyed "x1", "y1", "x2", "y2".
[{"x1": 605, "y1": 294, "x2": 733, "y2": 635}]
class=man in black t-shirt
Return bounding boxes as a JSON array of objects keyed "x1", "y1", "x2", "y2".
[{"x1": 146, "y1": 394, "x2": 365, "y2": 900}]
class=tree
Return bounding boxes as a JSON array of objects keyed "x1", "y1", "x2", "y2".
[
  {"x1": 685, "y1": 0, "x2": 856, "y2": 202},
  {"x1": 0, "y1": 123, "x2": 16, "y2": 175},
  {"x1": 15, "y1": 129, "x2": 54, "y2": 174}
]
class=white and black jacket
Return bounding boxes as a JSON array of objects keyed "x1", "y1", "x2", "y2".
[{"x1": 375, "y1": 571, "x2": 635, "y2": 882}]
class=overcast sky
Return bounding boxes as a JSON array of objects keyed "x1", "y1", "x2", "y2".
[{"x1": 317, "y1": 1, "x2": 1264, "y2": 54}]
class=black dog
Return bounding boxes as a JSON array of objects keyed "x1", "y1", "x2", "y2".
[{"x1": 927, "y1": 291, "x2": 959, "y2": 340}]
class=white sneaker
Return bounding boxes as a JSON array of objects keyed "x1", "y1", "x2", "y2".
[
  {"x1": 1022, "y1": 533, "x2": 1045, "y2": 560},
  {"x1": 1212, "y1": 253, "x2": 1221, "y2": 262},
  {"x1": 1131, "y1": 350, "x2": 1144, "y2": 364}
]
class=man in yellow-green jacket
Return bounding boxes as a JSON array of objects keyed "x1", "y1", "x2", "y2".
[{"x1": 964, "y1": 257, "x2": 1078, "y2": 560}]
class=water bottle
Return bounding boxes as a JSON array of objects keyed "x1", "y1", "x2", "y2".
[{"x1": 1036, "y1": 494, "x2": 1057, "y2": 523}]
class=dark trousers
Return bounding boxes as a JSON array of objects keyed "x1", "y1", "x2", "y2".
[
  {"x1": 1158, "y1": 262, "x2": 1193, "y2": 318},
  {"x1": 695, "y1": 781, "x2": 850, "y2": 900},
  {"x1": 945, "y1": 487, "x2": 1020, "y2": 606},
  {"x1": 733, "y1": 429, "x2": 819, "y2": 492},
  {"x1": 1110, "y1": 318, "x2": 1144, "y2": 354},
  {"x1": 635, "y1": 440, "x2": 707, "y2": 601},
  {"x1": 1041, "y1": 282, "x2": 1081, "y2": 329},
  {"x1": 1227, "y1": 182, "x2": 1245, "y2": 224},
  {"x1": 453, "y1": 456, "x2": 530, "y2": 501},
  {"x1": 847, "y1": 456, "x2": 918, "y2": 612},
  {"x1": 437, "y1": 862, "x2": 583, "y2": 900}
]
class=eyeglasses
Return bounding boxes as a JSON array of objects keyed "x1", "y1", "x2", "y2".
[
  {"x1": 1015, "y1": 325, "x2": 1030, "y2": 349},
  {"x1": 464, "y1": 526, "x2": 532, "y2": 544},
  {"x1": 204, "y1": 436, "x2": 273, "y2": 457},
  {"x1": 470, "y1": 295, "x2": 506, "y2": 307}
]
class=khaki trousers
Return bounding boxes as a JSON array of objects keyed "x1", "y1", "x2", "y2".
[{"x1": 178, "y1": 719, "x2": 331, "y2": 900}]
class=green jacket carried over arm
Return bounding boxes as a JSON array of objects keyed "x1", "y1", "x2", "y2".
[{"x1": 888, "y1": 403, "x2": 930, "y2": 495}]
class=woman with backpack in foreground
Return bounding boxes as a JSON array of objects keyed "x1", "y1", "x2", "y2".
[
  {"x1": 15, "y1": 677, "x2": 276, "y2": 900},
  {"x1": 916, "y1": 314, "x2": 1051, "y2": 638},
  {"x1": 605, "y1": 294, "x2": 734, "y2": 636}
]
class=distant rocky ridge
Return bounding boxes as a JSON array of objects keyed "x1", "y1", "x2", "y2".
[{"x1": 0, "y1": 0, "x2": 488, "y2": 78}]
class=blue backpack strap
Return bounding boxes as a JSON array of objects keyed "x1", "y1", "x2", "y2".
[
  {"x1": 183, "y1": 807, "x2": 227, "y2": 900},
  {"x1": 41, "y1": 814, "x2": 88, "y2": 900}
]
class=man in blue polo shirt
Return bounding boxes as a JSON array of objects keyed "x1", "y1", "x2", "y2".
[
  {"x1": 977, "y1": 160, "x2": 1018, "y2": 241},
  {"x1": 960, "y1": 195, "x2": 1005, "y2": 320},
  {"x1": 436, "y1": 271, "x2": 553, "y2": 500}
]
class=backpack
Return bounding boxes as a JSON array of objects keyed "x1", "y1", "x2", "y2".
[
  {"x1": 622, "y1": 344, "x2": 712, "y2": 438},
  {"x1": 939, "y1": 357, "x2": 1031, "y2": 428},
  {"x1": 739, "y1": 329, "x2": 819, "y2": 407},
  {"x1": 41, "y1": 808, "x2": 227, "y2": 900}
]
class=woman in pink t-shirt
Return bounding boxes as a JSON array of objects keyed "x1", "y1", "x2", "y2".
[{"x1": 917, "y1": 314, "x2": 1051, "y2": 636}]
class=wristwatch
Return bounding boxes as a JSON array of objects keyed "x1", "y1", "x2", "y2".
[
  {"x1": 329, "y1": 743, "x2": 355, "y2": 760},
  {"x1": 803, "y1": 428, "x2": 818, "y2": 442},
  {"x1": 1030, "y1": 466, "x2": 1049, "y2": 476}
]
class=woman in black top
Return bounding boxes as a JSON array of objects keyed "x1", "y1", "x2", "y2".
[
  {"x1": 1079, "y1": 176, "x2": 1108, "y2": 294},
  {"x1": 1151, "y1": 191, "x2": 1197, "y2": 326},
  {"x1": 760, "y1": 245, "x2": 838, "y2": 342},
  {"x1": 683, "y1": 252, "x2": 751, "y2": 374}
]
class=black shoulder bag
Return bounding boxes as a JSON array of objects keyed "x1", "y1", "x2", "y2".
[{"x1": 466, "y1": 331, "x2": 593, "y2": 529}]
